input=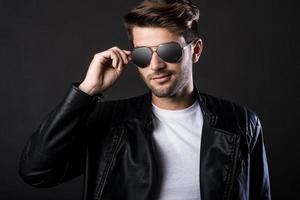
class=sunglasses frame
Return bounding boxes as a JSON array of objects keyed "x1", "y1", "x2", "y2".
[{"x1": 131, "y1": 40, "x2": 195, "y2": 68}]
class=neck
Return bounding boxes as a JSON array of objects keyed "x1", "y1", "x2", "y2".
[{"x1": 151, "y1": 82, "x2": 195, "y2": 110}]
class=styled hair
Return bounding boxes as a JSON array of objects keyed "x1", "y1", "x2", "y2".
[{"x1": 123, "y1": 0, "x2": 200, "y2": 46}]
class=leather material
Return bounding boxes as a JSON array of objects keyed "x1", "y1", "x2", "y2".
[{"x1": 19, "y1": 82, "x2": 271, "y2": 200}]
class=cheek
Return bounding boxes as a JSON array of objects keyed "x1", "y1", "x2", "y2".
[
  {"x1": 175, "y1": 52, "x2": 191, "y2": 68},
  {"x1": 169, "y1": 62, "x2": 185, "y2": 74},
  {"x1": 169, "y1": 61, "x2": 192, "y2": 79},
  {"x1": 181, "y1": 49, "x2": 193, "y2": 63},
  {"x1": 180, "y1": 53, "x2": 193, "y2": 72},
  {"x1": 137, "y1": 68, "x2": 148, "y2": 80}
]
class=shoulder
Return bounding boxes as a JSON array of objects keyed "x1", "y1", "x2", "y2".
[
  {"x1": 199, "y1": 92, "x2": 261, "y2": 138},
  {"x1": 86, "y1": 92, "x2": 151, "y2": 127}
]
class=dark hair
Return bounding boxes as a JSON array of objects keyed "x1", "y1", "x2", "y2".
[{"x1": 123, "y1": 0, "x2": 200, "y2": 46}]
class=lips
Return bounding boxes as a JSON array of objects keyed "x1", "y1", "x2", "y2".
[
  {"x1": 150, "y1": 73, "x2": 172, "y2": 84},
  {"x1": 151, "y1": 74, "x2": 171, "y2": 80}
]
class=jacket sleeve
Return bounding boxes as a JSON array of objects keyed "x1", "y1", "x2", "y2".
[
  {"x1": 19, "y1": 82, "x2": 100, "y2": 188},
  {"x1": 249, "y1": 114, "x2": 272, "y2": 199}
]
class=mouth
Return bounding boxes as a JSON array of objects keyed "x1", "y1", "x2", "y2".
[{"x1": 151, "y1": 73, "x2": 172, "y2": 84}]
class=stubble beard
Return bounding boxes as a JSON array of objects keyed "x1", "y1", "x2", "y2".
[
  {"x1": 148, "y1": 77, "x2": 179, "y2": 97},
  {"x1": 145, "y1": 71, "x2": 190, "y2": 98}
]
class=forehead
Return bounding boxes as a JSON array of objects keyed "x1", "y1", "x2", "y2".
[{"x1": 132, "y1": 26, "x2": 185, "y2": 47}]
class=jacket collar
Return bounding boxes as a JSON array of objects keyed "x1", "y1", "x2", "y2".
[
  {"x1": 193, "y1": 83, "x2": 218, "y2": 127},
  {"x1": 137, "y1": 82, "x2": 218, "y2": 128}
]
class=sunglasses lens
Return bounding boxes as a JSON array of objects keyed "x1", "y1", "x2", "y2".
[
  {"x1": 132, "y1": 47, "x2": 152, "y2": 68},
  {"x1": 132, "y1": 42, "x2": 184, "y2": 68},
  {"x1": 157, "y1": 43, "x2": 182, "y2": 63}
]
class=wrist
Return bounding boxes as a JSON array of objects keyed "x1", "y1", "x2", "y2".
[{"x1": 78, "y1": 82, "x2": 97, "y2": 96}]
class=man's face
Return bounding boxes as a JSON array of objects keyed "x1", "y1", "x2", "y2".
[{"x1": 132, "y1": 26, "x2": 195, "y2": 98}]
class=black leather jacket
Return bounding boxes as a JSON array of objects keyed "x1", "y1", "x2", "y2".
[{"x1": 19, "y1": 83, "x2": 271, "y2": 200}]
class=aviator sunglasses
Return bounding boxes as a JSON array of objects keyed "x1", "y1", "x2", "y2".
[{"x1": 131, "y1": 40, "x2": 194, "y2": 68}]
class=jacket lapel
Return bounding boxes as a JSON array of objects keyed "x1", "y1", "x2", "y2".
[{"x1": 194, "y1": 86, "x2": 241, "y2": 200}]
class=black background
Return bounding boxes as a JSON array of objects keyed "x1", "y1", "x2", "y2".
[{"x1": 1, "y1": 0, "x2": 299, "y2": 199}]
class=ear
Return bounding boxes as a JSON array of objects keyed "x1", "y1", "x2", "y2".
[{"x1": 191, "y1": 38, "x2": 203, "y2": 63}]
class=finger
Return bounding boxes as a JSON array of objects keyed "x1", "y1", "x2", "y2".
[
  {"x1": 112, "y1": 49, "x2": 129, "y2": 73},
  {"x1": 123, "y1": 50, "x2": 131, "y2": 55},
  {"x1": 112, "y1": 47, "x2": 129, "y2": 64},
  {"x1": 96, "y1": 50, "x2": 118, "y2": 68},
  {"x1": 111, "y1": 48, "x2": 123, "y2": 68},
  {"x1": 109, "y1": 50, "x2": 119, "y2": 68},
  {"x1": 116, "y1": 50, "x2": 124, "y2": 70},
  {"x1": 123, "y1": 50, "x2": 132, "y2": 62},
  {"x1": 111, "y1": 48, "x2": 123, "y2": 69},
  {"x1": 110, "y1": 51, "x2": 117, "y2": 68},
  {"x1": 127, "y1": 54, "x2": 132, "y2": 61}
]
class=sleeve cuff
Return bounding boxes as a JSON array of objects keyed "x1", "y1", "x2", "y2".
[{"x1": 71, "y1": 82, "x2": 105, "y2": 103}]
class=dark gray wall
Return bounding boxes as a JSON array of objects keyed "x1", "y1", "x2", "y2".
[{"x1": 1, "y1": 0, "x2": 299, "y2": 199}]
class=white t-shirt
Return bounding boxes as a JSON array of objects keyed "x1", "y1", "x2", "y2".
[{"x1": 151, "y1": 100, "x2": 203, "y2": 200}]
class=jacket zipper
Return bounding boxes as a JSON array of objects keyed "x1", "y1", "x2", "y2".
[{"x1": 96, "y1": 128, "x2": 125, "y2": 200}]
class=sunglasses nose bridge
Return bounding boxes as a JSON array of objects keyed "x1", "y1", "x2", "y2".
[
  {"x1": 146, "y1": 46, "x2": 161, "y2": 61},
  {"x1": 149, "y1": 48, "x2": 166, "y2": 70},
  {"x1": 148, "y1": 46, "x2": 158, "y2": 54}
]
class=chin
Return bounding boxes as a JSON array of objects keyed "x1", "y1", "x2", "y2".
[
  {"x1": 152, "y1": 88, "x2": 173, "y2": 97},
  {"x1": 148, "y1": 80, "x2": 178, "y2": 98}
]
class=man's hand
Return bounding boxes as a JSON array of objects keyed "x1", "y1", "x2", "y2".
[{"x1": 79, "y1": 46, "x2": 132, "y2": 95}]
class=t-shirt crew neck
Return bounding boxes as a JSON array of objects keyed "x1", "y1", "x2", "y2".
[{"x1": 151, "y1": 100, "x2": 199, "y2": 118}]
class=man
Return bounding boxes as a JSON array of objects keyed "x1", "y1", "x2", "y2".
[{"x1": 19, "y1": 0, "x2": 271, "y2": 199}]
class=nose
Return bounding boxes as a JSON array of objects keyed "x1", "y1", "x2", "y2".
[{"x1": 149, "y1": 51, "x2": 166, "y2": 71}]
